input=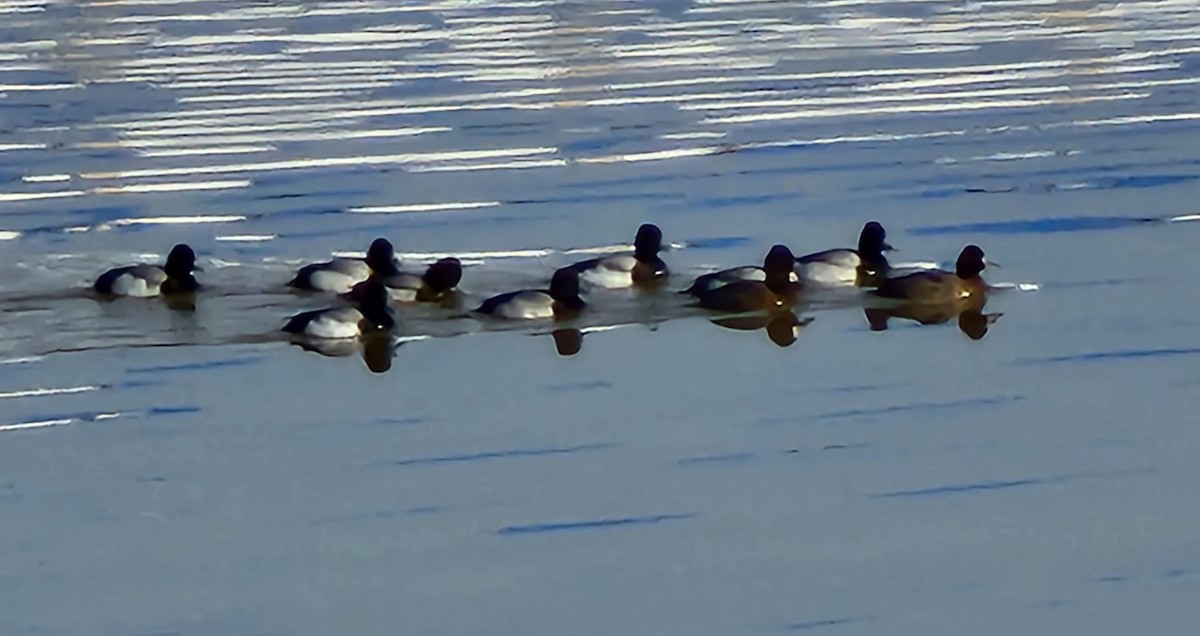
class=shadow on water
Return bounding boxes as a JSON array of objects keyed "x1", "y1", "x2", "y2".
[{"x1": 908, "y1": 213, "x2": 1200, "y2": 237}]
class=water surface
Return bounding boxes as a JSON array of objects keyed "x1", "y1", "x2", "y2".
[{"x1": 2, "y1": 1, "x2": 1200, "y2": 634}]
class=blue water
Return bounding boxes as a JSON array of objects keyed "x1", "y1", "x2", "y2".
[{"x1": 2, "y1": 1, "x2": 1200, "y2": 634}]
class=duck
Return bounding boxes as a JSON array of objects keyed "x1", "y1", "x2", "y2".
[
  {"x1": 694, "y1": 244, "x2": 801, "y2": 313},
  {"x1": 567, "y1": 223, "x2": 668, "y2": 289},
  {"x1": 282, "y1": 275, "x2": 396, "y2": 339},
  {"x1": 287, "y1": 237, "x2": 398, "y2": 294},
  {"x1": 682, "y1": 264, "x2": 800, "y2": 296},
  {"x1": 474, "y1": 267, "x2": 586, "y2": 320},
  {"x1": 794, "y1": 221, "x2": 894, "y2": 287},
  {"x1": 874, "y1": 244, "x2": 988, "y2": 303},
  {"x1": 93, "y1": 244, "x2": 200, "y2": 297},
  {"x1": 346, "y1": 257, "x2": 463, "y2": 305}
]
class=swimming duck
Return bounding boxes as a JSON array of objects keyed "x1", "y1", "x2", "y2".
[
  {"x1": 567, "y1": 223, "x2": 668, "y2": 288},
  {"x1": 346, "y1": 257, "x2": 462, "y2": 305},
  {"x1": 282, "y1": 275, "x2": 396, "y2": 339},
  {"x1": 874, "y1": 244, "x2": 988, "y2": 303},
  {"x1": 694, "y1": 244, "x2": 800, "y2": 313},
  {"x1": 682, "y1": 264, "x2": 801, "y2": 295},
  {"x1": 794, "y1": 221, "x2": 894, "y2": 287},
  {"x1": 93, "y1": 244, "x2": 200, "y2": 297},
  {"x1": 475, "y1": 267, "x2": 586, "y2": 320},
  {"x1": 287, "y1": 238, "x2": 399, "y2": 294}
]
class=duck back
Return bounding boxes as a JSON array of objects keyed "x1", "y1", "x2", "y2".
[
  {"x1": 94, "y1": 265, "x2": 168, "y2": 297},
  {"x1": 697, "y1": 280, "x2": 782, "y2": 313},
  {"x1": 477, "y1": 290, "x2": 556, "y2": 319}
]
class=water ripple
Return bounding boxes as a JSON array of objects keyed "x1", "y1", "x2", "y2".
[
  {"x1": 392, "y1": 442, "x2": 619, "y2": 467},
  {"x1": 811, "y1": 395, "x2": 1024, "y2": 422},
  {"x1": 872, "y1": 468, "x2": 1154, "y2": 499},
  {"x1": 786, "y1": 618, "x2": 858, "y2": 631},
  {"x1": 1019, "y1": 346, "x2": 1200, "y2": 365},
  {"x1": 497, "y1": 512, "x2": 699, "y2": 536}
]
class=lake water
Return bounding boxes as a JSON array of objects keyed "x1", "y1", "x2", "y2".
[{"x1": 3, "y1": 0, "x2": 1200, "y2": 634}]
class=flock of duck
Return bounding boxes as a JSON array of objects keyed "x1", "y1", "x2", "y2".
[{"x1": 89, "y1": 221, "x2": 998, "y2": 349}]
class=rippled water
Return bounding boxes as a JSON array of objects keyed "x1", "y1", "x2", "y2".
[{"x1": 3, "y1": 0, "x2": 1200, "y2": 634}]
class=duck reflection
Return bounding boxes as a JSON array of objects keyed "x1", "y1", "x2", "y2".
[
  {"x1": 89, "y1": 287, "x2": 198, "y2": 313},
  {"x1": 709, "y1": 311, "x2": 814, "y2": 348},
  {"x1": 161, "y1": 292, "x2": 199, "y2": 312},
  {"x1": 289, "y1": 333, "x2": 399, "y2": 373},
  {"x1": 550, "y1": 328, "x2": 583, "y2": 356},
  {"x1": 864, "y1": 296, "x2": 1002, "y2": 341}
]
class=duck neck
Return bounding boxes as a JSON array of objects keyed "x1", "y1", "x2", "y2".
[
  {"x1": 634, "y1": 244, "x2": 660, "y2": 262},
  {"x1": 553, "y1": 291, "x2": 586, "y2": 311},
  {"x1": 361, "y1": 302, "x2": 395, "y2": 329},
  {"x1": 764, "y1": 269, "x2": 793, "y2": 294},
  {"x1": 956, "y1": 264, "x2": 983, "y2": 280},
  {"x1": 375, "y1": 260, "x2": 401, "y2": 277},
  {"x1": 166, "y1": 272, "x2": 199, "y2": 292},
  {"x1": 866, "y1": 251, "x2": 890, "y2": 271}
]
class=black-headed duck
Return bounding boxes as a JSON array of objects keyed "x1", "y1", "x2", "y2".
[
  {"x1": 346, "y1": 257, "x2": 462, "y2": 305},
  {"x1": 475, "y1": 267, "x2": 586, "y2": 320},
  {"x1": 568, "y1": 223, "x2": 668, "y2": 288},
  {"x1": 795, "y1": 221, "x2": 894, "y2": 287},
  {"x1": 874, "y1": 244, "x2": 987, "y2": 303},
  {"x1": 682, "y1": 264, "x2": 801, "y2": 296},
  {"x1": 283, "y1": 275, "x2": 395, "y2": 339},
  {"x1": 93, "y1": 243, "x2": 200, "y2": 297},
  {"x1": 695, "y1": 244, "x2": 800, "y2": 313},
  {"x1": 287, "y1": 237, "x2": 398, "y2": 294}
]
